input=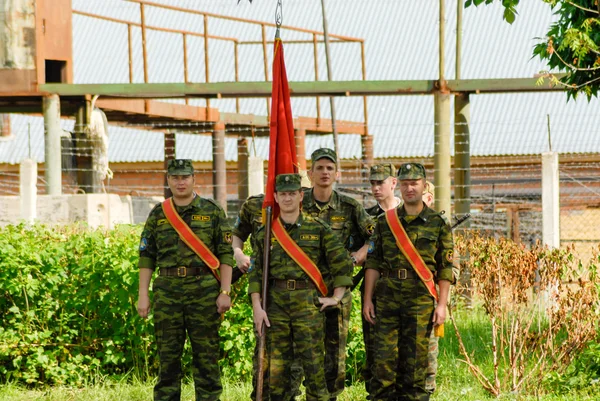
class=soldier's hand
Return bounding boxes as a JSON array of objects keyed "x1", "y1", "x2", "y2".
[
  {"x1": 318, "y1": 296, "x2": 339, "y2": 312},
  {"x1": 216, "y1": 293, "x2": 232, "y2": 314},
  {"x1": 253, "y1": 306, "x2": 270, "y2": 336},
  {"x1": 234, "y1": 249, "x2": 251, "y2": 273},
  {"x1": 432, "y1": 303, "x2": 447, "y2": 326},
  {"x1": 363, "y1": 299, "x2": 376, "y2": 325},
  {"x1": 351, "y1": 247, "x2": 367, "y2": 266},
  {"x1": 137, "y1": 294, "x2": 151, "y2": 319}
]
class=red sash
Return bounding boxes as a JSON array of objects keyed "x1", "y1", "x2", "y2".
[
  {"x1": 271, "y1": 218, "x2": 329, "y2": 296},
  {"x1": 162, "y1": 198, "x2": 221, "y2": 282},
  {"x1": 385, "y1": 209, "x2": 438, "y2": 301}
]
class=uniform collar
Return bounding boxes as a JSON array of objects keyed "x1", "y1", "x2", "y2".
[
  {"x1": 279, "y1": 212, "x2": 305, "y2": 229},
  {"x1": 397, "y1": 202, "x2": 433, "y2": 222},
  {"x1": 306, "y1": 188, "x2": 340, "y2": 210}
]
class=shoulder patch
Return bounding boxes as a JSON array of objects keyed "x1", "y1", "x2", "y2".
[
  {"x1": 366, "y1": 223, "x2": 375, "y2": 236},
  {"x1": 224, "y1": 232, "x2": 233, "y2": 244},
  {"x1": 139, "y1": 237, "x2": 148, "y2": 251},
  {"x1": 445, "y1": 249, "x2": 454, "y2": 263},
  {"x1": 367, "y1": 240, "x2": 375, "y2": 254},
  {"x1": 234, "y1": 216, "x2": 241, "y2": 228}
]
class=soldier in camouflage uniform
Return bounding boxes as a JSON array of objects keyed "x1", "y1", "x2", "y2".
[
  {"x1": 249, "y1": 173, "x2": 354, "y2": 401},
  {"x1": 363, "y1": 163, "x2": 454, "y2": 401},
  {"x1": 137, "y1": 159, "x2": 234, "y2": 401},
  {"x1": 302, "y1": 148, "x2": 375, "y2": 401},
  {"x1": 357, "y1": 163, "x2": 401, "y2": 399}
]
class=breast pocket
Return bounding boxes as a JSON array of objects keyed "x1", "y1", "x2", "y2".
[
  {"x1": 415, "y1": 231, "x2": 438, "y2": 256},
  {"x1": 190, "y1": 220, "x2": 214, "y2": 244}
]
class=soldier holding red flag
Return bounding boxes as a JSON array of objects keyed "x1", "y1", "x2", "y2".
[{"x1": 249, "y1": 173, "x2": 354, "y2": 401}]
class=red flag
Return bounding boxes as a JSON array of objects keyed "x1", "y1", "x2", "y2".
[{"x1": 262, "y1": 38, "x2": 298, "y2": 218}]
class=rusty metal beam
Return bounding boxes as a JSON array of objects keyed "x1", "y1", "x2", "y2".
[{"x1": 38, "y1": 78, "x2": 564, "y2": 99}]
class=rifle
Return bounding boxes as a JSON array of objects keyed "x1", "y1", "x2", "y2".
[
  {"x1": 255, "y1": 206, "x2": 273, "y2": 400},
  {"x1": 350, "y1": 213, "x2": 471, "y2": 291}
]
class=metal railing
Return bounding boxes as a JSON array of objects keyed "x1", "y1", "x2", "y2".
[{"x1": 73, "y1": 0, "x2": 369, "y2": 127}]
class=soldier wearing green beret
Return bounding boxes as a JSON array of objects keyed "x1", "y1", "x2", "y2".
[
  {"x1": 137, "y1": 159, "x2": 234, "y2": 401},
  {"x1": 249, "y1": 173, "x2": 354, "y2": 401},
  {"x1": 300, "y1": 148, "x2": 374, "y2": 400},
  {"x1": 363, "y1": 163, "x2": 454, "y2": 401}
]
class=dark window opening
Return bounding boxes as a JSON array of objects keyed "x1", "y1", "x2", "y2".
[{"x1": 45, "y1": 60, "x2": 67, "y2": 83}]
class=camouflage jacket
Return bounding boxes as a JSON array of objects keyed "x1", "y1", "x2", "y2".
[
  {"x1": 232, "y1": 194, "x2": 264, "y2": 251},
  {"x1": 138, "y1": 195, "x2": 235, "y2": 270},
  {"x1": 248, "y1": 213, "x2": 354, "y2": 295},
  {"x1": 365, "y1": 205, "x2": 455, "y2": 283},
  {"x1": 302, "y1": 188, "x2": 374, "y2": 252}
]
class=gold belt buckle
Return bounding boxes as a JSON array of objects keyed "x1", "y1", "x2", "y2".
[
  {"x1": 398, "y1": 269, "x2": 408, "y2": 280},
  {"x1": 177, "y1": 266, "x2": 187, "y2": 277},
  {"x1": 286, "y1": 279, "x2": 296, "y2": 290}
]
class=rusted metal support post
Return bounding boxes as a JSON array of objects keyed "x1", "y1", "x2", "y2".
[
  {"x1": 434, "y1": 0, "x2": 451, "y2": 215},
  {"x1": 140, "y1": 3, "x2": 149, "y2": 83},
  {"x1": 213, "y1": 122, "x2": 227, "y2": 212},
  {"x1": 164, "y1": 131, "x2": 175, "y2": 199},
  {"x1": 360, "y1": 41, "x2": 369, "y2": 135},
  {"x1": 238, "y1": 136, "x2": 249, "y2": 202},
  {"x1": 0, "y1": 115, "x2": 10, "y2": 137},
  {"x1": 43, "y1": 94, "x2": 62, "y2": 195},
  {"x1": 295, "y1": 128, "x2": 307, "y2": 171},
  {"x1": 361, "y1": 133, "x2": 374, "y2": 180}
]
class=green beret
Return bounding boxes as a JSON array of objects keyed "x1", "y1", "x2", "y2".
[
  {"x1": 167, "y1": 159, "x2": 194, "y2": 176},
  {"x1": 369, "y1": 163, "x2": 396, "y2": 181},
  {"x1": 275, "y1": 173, "x2": 302, "y2": 192},
  {"x1": 311, "y1": 148, "x2": 337, "y2": 164},
  {"x1": 397, "y1": 162, "x2": 426, "y2": 180}
]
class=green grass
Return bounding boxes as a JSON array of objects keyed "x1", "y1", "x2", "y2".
[{"x1": 1, "y1": 304, "x2": 598, "y2": 400}]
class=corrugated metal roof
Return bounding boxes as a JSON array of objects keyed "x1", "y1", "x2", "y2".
[{"x1": 1, "y1": 0, "x2": 599, "y2": 164}]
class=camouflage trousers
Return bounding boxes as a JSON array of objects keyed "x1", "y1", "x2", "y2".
[
  {"x1": 153, "y1": 275, "x2": 222, "y2": 401},
  {"x1": 360, "y1": 291, "x2": 376, "y2": 399},
  {"x1": 251, "y1": 337, "x2": 302, "y2": 400},
  {"x1": 324, "y1": 288, "x2": 352, "y2": 399},
  {"x1": 256, "y1": 286, "x2": 329, "y2": 401},
  {"x1": 372, "y1": 278, "x2": 434, "y2": 401},
  {"x1": 425, "y1": 326, "x2": 439, "y2": 393}
]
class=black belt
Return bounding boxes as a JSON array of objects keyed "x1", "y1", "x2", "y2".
[
  {"x1": 159, "y1": 266, "x2": 206, "y2": 277},
  {"x1": 271, "y1": 279, "x2": 315, "y2": 290},
  {"x1": 380, "y1": 268, "x2": 417, "y2": 280}
]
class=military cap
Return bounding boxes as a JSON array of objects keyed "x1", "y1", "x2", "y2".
[
  {"x1": 311, "y1": 148, "x2": 337, "y2": 164},
  {"x1": 369, "y1": 163, "x2": 396, "y2": 181},
  {"x1": 167, "y1": 159, "x2": 194, "y2": 176},
  {"x1": 397, "y1": 162, "x2": 426, "y2": 180},
  {"x1": 275, "y1": 173, "x2": 302, "y2": 192}
]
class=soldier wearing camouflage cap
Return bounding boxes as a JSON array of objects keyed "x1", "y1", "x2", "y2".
[
  {"x1": 300, "y1": 148, "x2": 375, "y2": 400},
  {"x1": 137, "y1": 159, "x2": 234, "y2": 401},
  {"x1": 363, "y1": 162, "x2": 454, "y2": 401},
  {"x1": 250, "y1": 173, "x2": 354, "y2": 400}
]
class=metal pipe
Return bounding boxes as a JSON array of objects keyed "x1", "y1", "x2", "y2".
[
  {"x1": 183, "y1": 33, "x2": 189, "y2": 105},
  {"x1": 212, "y1": 122, "x2": 227, "y2": 212},
  {"x1": 204, "y1": 14, "x2": 210, "y2": 109},
  {"x1": 140, "y1": 3, "x2": 149, "y2": 83},
  {"x1": 261, "y1": 24, "x2": 270, "y2": 120},
  {"x1": 455, "y1": 0, "x2": 463, "y2": 80},
  {"x1": 43, "y1": 94, "x2": 62, "y2": 195},
  {"x1": 234, "y1": 41, "x2": 240, "y2": 113},
  {"x1": 128, "y1": 24, "x2": 134, "y2": 83},
  {"x1": 320, "y1": 0, "x2": 341, "y2": 179},
  {"x1": 313, "y1": 33, "x2": 321, "y2": 122}
]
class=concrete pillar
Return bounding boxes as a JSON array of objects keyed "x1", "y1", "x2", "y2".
[
  {"x1": 454, "y1": 93, "x2": 471, "y2": 221},
  {"x1": 43, "y1": 94, "x2": 62, "y2": 195},
  {"x1": 213, "y1": 122, "x2": 227, "y2": 212},
  {"x1": 542, "y1": 152, "x2": 560, "y2": 248},
  {"x1": 238, "y1": 137, "x2": 249, "y2": 201},
  {"x1": 295, "y1": 128, "x2": 307, "y2": 171},
  {"x1": 20, "y1": 159, "x2": 37, "y2": 223},
  {"x1": 163, "y1": 132, "x2": 175, "y2": 199},
  {"x1": 434, "y1": 92, "x2": 451, "y2": 215}
]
